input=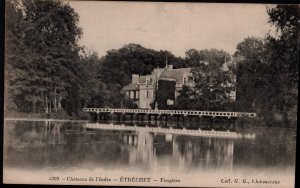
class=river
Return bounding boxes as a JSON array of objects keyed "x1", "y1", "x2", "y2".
[{"x1": 3, "y1": 120, "x2": 296, "y2": 187}]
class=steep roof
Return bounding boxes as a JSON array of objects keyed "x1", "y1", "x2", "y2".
[
  {"x1": 124, "y1": 67, "x2": 193, "y2": 90},
  {"x1": 123, "y1": 83, "x2": 139, "y2": 91},
  {"x1": 221, "y1": 61, "x2": 230, "y2": 71},
  {"x1": 151, "y1": 68, "x2": 164, "y2": 78},
  {"x1": 159, "y1": 68, "x2": 192, "y2": 83}
]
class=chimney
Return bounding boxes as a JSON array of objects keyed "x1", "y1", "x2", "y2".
[{"x1": 132, "y1": 74, "x2": 139, "y2": 83}]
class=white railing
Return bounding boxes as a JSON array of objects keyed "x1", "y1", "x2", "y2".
[
  {"x1": 85, "y1": 123, "x2": 256, "y2": 139},
  {"x1": 83, "y1": 108, "x2": 256, "y2": 118}
]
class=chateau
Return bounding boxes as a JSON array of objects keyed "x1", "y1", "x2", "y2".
[{"x1": 123, "y1": 63, "x2": 236, "y2": 109}]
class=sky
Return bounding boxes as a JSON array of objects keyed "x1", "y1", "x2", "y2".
[{"x1": 68, "y1": 1, "x2": 275, "y2": 57}]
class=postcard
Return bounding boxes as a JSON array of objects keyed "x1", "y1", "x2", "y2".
[{"x1": 3, "y1": 1, "x2": 298, "y2": 187}]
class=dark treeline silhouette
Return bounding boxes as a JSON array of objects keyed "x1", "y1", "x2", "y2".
[
  {"x1": 5, "y1": 1, "x2": 298, "y2": 126},
  {"x1": 233, "y1": 5, "x2": 299, "y2": 127}
]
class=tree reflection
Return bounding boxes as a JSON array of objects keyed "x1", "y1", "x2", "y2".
[
  {"x1": 4, "y1": 121, "x2": 295, "y2": 173},
  {"x1": 122, "y1": 130, "x2": 235, "y2": 172}
]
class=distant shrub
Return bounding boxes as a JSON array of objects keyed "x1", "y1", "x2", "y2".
[{"x1": 76, "y1": 111, "x2": 92, "y2": 120}]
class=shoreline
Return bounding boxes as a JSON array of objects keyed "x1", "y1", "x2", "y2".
[
  {"x1": 3, "y1": 117, "x2": 297, "y2": 129},
  {"x1": 4, "y1": 117, "x2": 89, "y2": 122}
]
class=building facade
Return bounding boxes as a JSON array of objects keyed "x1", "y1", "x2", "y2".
[{"x1": 123, "y1": 64, "x2": 236, "y2": 109}]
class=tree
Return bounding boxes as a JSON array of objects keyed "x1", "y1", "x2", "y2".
[
  {"x1": 265, "y1": 5, "x2": 299, "y2": 126},
  {"x1": 98, "y1": 43, "x2": 184, "y2": 108},
  {"x1": 235, "y1": 37, "x2": 265, "y2": 61},
  {"x1": 5, "y1": 0, "x2": 83, "y2": 114},
  {"x1": 189, "y1": 49, "x2": 234, "y2": 110},
  {"x1": 233, "y1": 6, "x2": 299, "y2": 126},
  {"x1": 184, "y1": 49, "x2": 202, "y2": 67},
  {"x1": 100, "y1": 43, "x2": 183, "y2": 88},
  {"x1": 170, "y1": 48, "x2": 235, "y2": 111},
  {"x1": 77, "y1": 52, "x2": 109, "y2": 108},
  {"x1": 198, "y1": 49, "x2": 231, "y2": 70},
  {"x1": 192, "y1": 65, "x2": 235, "y2": 111},
  {"x1": 233, "y1": 37, "x2": 268, "y2": 111},
  {"x1": 5, "y1": 0, "x2": 30, "y2": 111},
  {"x1": 173, "y1": 85, "x2": 195, "y2": 110},
  {"x1": 151, "y1": 79, "x2": 176, "y2": 110},
  {"x1": 22, "y1": 0, "x2": 82, "y2": 113}
]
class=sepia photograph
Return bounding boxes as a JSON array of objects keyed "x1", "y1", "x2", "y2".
[{"x1": 3, "y1": 0, "x2": 298, "y2": 187}]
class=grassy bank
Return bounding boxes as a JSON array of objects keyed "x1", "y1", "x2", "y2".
[{"x1": 4, "y1": 110, "x2": 92, "y2": 121}]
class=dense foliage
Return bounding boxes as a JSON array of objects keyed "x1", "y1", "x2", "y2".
[
  {"x1": 151, "y1": 80, "x2": 176, "y2": 109},
  {"x1": 266, "y1": 5, "x2": 299, "y2": 124},
  {"x1": 5, "y1": 0, "x2": 83, "y2": 115},
  {"x1": 5, "y1": 1, "x2": 298, "y2": 126},
  {"x1": 192, "y1": 49, "x2": 234, "y2": 110},
  {"x1": 171, "y1": 49, "x2": 236, "y2": 111},
  {"x1": 234, "y1": 5, "x2": 299, "y2": 126},
  {"x1": 4, "y1": 0, "x2": 135, "y2": 116},
  {"x1": 99, "y1": 43, "x2": 184, "y2": 88}
]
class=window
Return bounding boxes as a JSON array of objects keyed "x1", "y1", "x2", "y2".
[
  {"x1": 136, "y1": 91, "x2": 139, "y2": 99},
  {"x1": 145, "y1": 90, "x2": 154, "y2": 98},
  {"x1": 183, "y1": 77, "x2": 187, "y2": 83},
  {"x1": 146, "y1": 78, "x2": 152, "y2": 85},
  {"x1": 130, "y1": 91, "x2": 135, "y2": 99}
]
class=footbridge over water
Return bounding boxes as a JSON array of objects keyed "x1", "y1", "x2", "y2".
[
  {"x1": 83, "y1": 108, "x2": 257, "y2": 132},
  {"x1": 83, "y1": 108, "x2": 256, "y2": 118}
]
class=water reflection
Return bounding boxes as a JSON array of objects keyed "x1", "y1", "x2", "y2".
[
  {"x1": 4, "y1": 120, "x2": 296, "y2": 174},
  {"x1": 122, "y1": 131, "x2": 235, "y2": 172}
]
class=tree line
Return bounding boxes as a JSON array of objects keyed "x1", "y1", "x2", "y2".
[
  {"x1": 174, "y1": 5, "x2": 299, "y2": 127},
  {"x1": 5, "y1": 0, "x2": 298, "y2": 126},
  {"x1": 234, "y1": 6, "x2": 299, "y2": 127}
]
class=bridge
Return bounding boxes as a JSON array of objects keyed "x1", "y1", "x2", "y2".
[
  {"x1": 83, "y1": 108, "x2": 256, "y2": 131},
  {"x1": 83, "y1": 108, "x2": 256, "y2": 118}
]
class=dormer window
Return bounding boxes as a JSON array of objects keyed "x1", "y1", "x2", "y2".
[
  {"x1": 183, "y1": 75, "x2": 194, "y2": 84},
  {"x1": 146, "y1": 77, "x2": 152, "y2": 85},
  {"x1": 183, "y1": 77, "x2": 187, "y2": 84}
]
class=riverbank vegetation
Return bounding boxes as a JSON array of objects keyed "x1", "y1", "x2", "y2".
[{"x1": 5, "y1": 1, "x2": 298, "y2": 127}]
